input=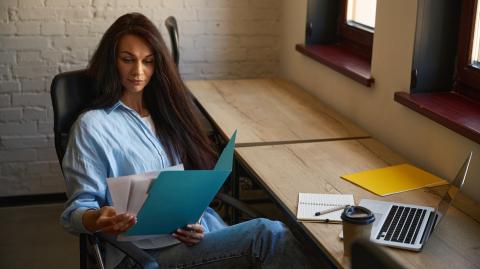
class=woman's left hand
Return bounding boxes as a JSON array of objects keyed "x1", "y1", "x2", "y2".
[{"x1": 172, "y1": 223, "x2": 204, "y2": 246}]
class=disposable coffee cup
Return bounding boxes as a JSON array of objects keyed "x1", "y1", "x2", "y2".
[{"x1": 341, "y1": 205, "x2": 375, "y2": 256}]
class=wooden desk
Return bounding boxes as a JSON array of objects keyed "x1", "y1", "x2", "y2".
[
  {"x1": 186, "y1": 79, "x2": 369, "y2": 146},
  {"x1": 235, "y1": 139, "x2": 480, "y2": 269}
]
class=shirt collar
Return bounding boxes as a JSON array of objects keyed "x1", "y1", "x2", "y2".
[{"x1": 104, "y1": 101, "x2": 132, "y2": 114}]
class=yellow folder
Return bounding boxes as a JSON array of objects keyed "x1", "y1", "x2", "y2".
[{"x1": 341, "y1": 164, "x2": 448, "y2": 196}]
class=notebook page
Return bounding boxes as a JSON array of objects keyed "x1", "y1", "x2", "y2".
[{"x1": 297, "y1": 193, "x2": 354, "y2": 222}]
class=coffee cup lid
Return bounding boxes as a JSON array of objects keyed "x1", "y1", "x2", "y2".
[{"x1": 341, "y1": 206, "x2": 375, "y2": 224}]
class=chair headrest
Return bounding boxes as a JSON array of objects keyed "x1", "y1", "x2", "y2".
[{"x1": 51, "y1": 69, "x2": 97, "y2": 135}]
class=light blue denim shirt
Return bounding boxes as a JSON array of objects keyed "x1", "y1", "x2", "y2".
[{"x1": 60, "y1": 101, "x2": 183, "y2": 268}]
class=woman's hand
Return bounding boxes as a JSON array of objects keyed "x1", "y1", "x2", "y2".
[
  {"x1": 83, "y1": 206, "x2": 136, "y2": 235},
  {"x1": 172, "y1": 223, "x2": 205, "y2": 246}
]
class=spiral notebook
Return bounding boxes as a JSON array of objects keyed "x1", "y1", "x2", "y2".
[{"x1": 296, "y1": 193, "x2": 355, "y2": 223}]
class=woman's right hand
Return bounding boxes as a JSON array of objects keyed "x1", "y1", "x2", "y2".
[{"x1": 83, "y1": 206, "x2": 136, "y2": 235}]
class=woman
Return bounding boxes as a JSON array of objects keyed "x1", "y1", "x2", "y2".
[{"x1": 60, "y1": 13, "x2": 317, "y2": 269}]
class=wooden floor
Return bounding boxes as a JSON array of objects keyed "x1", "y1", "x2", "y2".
[{"x1": 0, "y1": 203, "x2": 78, "y2": 269}]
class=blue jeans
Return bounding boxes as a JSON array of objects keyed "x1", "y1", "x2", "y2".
[{"x1": 118, "y1": 208, "x2": 317, "y2": 268}]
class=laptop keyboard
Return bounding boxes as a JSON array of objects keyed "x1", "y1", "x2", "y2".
[{"x1": 376, "y1": 205, "x2": 427, "y2": 244}]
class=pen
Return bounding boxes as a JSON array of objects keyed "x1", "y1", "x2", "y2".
[{"x1": 315, "y1": 205, "x2": 347, "y2": 216}]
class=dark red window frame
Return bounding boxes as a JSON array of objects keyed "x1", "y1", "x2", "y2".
[
  {"x1": 394, "y1": 0, "x2": 480, "y2": 144},
  {"x1": 337, "y1": 0, "x2": 374, "y2": 60},
  {"x1": 296, "y1": 0, "x2": 376, "y2": 86},
  {"x1": 455, "y1": 0, "x2": 480, "y2": 101}
]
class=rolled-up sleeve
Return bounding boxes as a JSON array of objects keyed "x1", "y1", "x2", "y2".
[{"x1": 59, "y1": 115, "x2": 109, "y2": 234}]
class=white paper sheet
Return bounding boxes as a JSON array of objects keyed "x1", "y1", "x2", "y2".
[{"x1": 106, "y1": 176, "x2": 131, "y2": 214}]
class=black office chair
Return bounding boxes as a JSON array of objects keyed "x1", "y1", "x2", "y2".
[
  {"x1": 164, "y1": 16, "x2": 179, "y2": 67},
  {"x1": 51, "y1": 16, "x2": 260, "y2": 269},
  {"x1": 351, "y1": 239, "x2": 405, "y2": 269}
]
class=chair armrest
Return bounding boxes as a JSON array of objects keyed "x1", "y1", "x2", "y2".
[
  {"x1": 95, "y1": 232, "x2": 160, "y2": 269},
  {"x1": 215, "y1": 193, "x2": 262, "y2": 219}
]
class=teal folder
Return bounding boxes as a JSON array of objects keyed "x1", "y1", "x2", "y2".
[{"x1": 124, "y1": 130, "x2": 236, "y2": 236}]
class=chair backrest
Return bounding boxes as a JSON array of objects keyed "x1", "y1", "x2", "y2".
[
  {"x1": 165, "y1": 16, "x2": 179, "y2": 67},
  {"x1": 351, "y1": 239, "x2": 405, "y2": 269},
  {"x1": 51, "y1": 69, "x2": 96, "y2": 164},
  {"x1": 50, "y1": 69, "x2": 99, "y2": 269}
]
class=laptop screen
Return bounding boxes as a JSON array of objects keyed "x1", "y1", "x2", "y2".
[{"x1": 426, "y1": 152, "x2": 472, "y2": 231}]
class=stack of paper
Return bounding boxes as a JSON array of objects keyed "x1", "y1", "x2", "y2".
[{"x1": 106, "y1": 165, "x2": 184, "y2": 215}]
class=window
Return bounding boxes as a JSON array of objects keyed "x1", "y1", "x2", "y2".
[
  {"x1": 456, "y1": 0, "x2": 480, "y2": 100},
  {"x1": 346, "y1": 0, "x2": 377, "y2": 30},
  {"x1": 296, "y1": 0, "x2": 378, "y2": 86},
  {"x1": 472, "y1": 3, "x2": 480, "y2": 67},
  {"x1": 337, "y1": 0, "x2": 376, "y2": 59},
  {"x1": 394, "y1": 0, "x2": 480, "y2": 144}
]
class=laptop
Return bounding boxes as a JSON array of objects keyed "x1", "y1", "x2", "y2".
[{"x1": 359, "y1": 152, "x2": 472, "y2": 251}]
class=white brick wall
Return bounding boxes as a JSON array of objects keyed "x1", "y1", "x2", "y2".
[{"x1": 0, "y1": 0, "x2": 281, "y2": 197}]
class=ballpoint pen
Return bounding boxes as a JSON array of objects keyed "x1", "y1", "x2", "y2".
[{"x1": 314, "y1": 205, "x2": 347, "y2": 216}]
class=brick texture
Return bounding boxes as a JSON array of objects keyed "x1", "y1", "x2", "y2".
[{"x1": 0, "y1": 0, "x2": 281, "y2": 196}]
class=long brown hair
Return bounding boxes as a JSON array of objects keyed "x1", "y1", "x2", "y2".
[{"x1": 87, "y1": 12, "x2": 216, "y2": 169}]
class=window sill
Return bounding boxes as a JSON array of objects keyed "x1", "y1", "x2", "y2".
[
  {"x1": 295, "y1": 44, "x2": 374, "y2": 87},
  {"x1": 394, "y1": 91, "x2": 480, "y2": 144}
]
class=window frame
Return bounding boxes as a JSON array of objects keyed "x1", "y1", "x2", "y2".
[
  {"x1": 337, "y1": 0, "x2": 374, "y2": 60},
  {"x1": 394, "y1": 0, "x2": 480, "y2": 144},
  {"x1": 455, "y1": 0, "x2": 480, "y2": 101},
  {"x1": 296, "y1": 0, "x2": 376, "y2": 86}
]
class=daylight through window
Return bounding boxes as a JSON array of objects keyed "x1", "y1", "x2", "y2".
[
  {"x1": 346, "y1": 0, "x2": 377, "y2": 31},
  {"x1": 471, "y1": 1, "x2": 480, "y2": 67}
]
